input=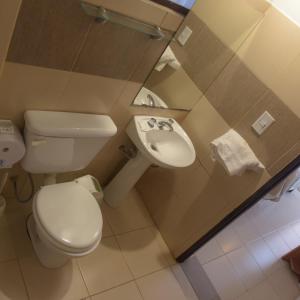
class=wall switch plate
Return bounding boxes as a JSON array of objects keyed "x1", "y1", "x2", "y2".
[
  {"x1": 177, "y1": 26, "x2": 192, "y2": 46},
  {"x1": 252, "y1": 111, "x2": 275, "y2": 135}
]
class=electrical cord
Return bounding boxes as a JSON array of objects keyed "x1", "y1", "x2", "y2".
[{"x1": 11, "y1": 173, "x2": 35, "y2": 203}]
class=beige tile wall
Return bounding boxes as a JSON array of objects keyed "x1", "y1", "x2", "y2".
[
  {"x1": 0, "y1": 0, "x2": 21, "y2": 76},
  {"x1": 137, "y1": 0, "x2": 300, "y2": 257}
]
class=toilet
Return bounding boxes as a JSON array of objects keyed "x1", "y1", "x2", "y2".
[{"x1": 21, "y1": 111, "x2": 117, "y2": 268}]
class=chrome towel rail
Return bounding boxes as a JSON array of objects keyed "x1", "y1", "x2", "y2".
[{"x1": 80, "y1": 1, "x2": 173, "y2": 40}]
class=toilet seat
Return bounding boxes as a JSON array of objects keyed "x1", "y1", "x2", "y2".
[{"x1": 33, "y1": 182, "x2": 102, "y2": 254}]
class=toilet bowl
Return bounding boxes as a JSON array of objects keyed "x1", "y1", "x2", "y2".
[{"x1": 27, "y1": 182, "x2": 102, "y2": 268}]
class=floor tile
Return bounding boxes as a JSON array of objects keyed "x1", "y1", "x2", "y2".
[
  {"x1": 232, "y1": 214, "x2": 261, "y2": 244},
  {"x1": 227, "y1": 247, "x2": 265, "y2": 290},
  {"x1": 136, "y1": 268, "x2": 187, "y2": 300},
  {"x1": 264, "y1": 231, "x2": 290, "y2": 259},
  {"x1": 103, "y1": 189, "x2": 153, "y2": 235},
  {"x1": 195, "y1": 238, "x2": 224, "y2": 265},
  {"x1": 171, "y1": 264, "x2": 199, "y2": 300},
  {"x1": 216, "y1": 226, "x2": 243, "y2": 253},
  {"x1": 248, "y1": 280, "x2": 280, "y2": 300},
  {"x1": 203, "y1": 256, "x2": 246, "y2": 300},
  {"x1": 235, "y1": 292, "x2": 252, "y2": 300},
  {"x1": 91, "y1": 282, "x2": 142, "y2": 300},
  {"x1": 268, "y1": 266, "x2": 300, "y2": 300},
  {"x1": 19, "y1": 255, "x2": 88, "y2": 300},
  {"x1": 102, "y1": 214, "x2": 113, "y2": 238},
  {"x1": 247, "y1": 238, "x2": 282, "y2": 276},
  {"x1": 279, "y1": 225, "x2": 300, "y2": 249},
  {"x1": 5, "y1": 212, "x2": 33, "y2": 259},
  {"x1": 77, "y1": 237, "x2": 133, "y2": 295},
  {"x1": 116, "y1": 227, "x2": 170, "y2": 278},
  {"x1": 0, "y1": 260, "x2": 28, "y2": 300},
  {"x1": 0, "y1": 224, "x2": 16, "y2": 262}
]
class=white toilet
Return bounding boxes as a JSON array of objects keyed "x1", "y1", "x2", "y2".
[{"x1": 21, "y1": 111, "x2": 117, "y2": 268}]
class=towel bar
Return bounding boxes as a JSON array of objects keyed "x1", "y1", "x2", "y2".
[{"x1": 80, "y1": 1, "x2": 174, "y2": 40}]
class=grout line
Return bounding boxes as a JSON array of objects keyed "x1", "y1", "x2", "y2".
[
  {"x1": 16, "y1": 258, "x2": 31, "y2": 300},
  {"x1": 74, "y1": 259, "x2": 90, "y2": 297}
]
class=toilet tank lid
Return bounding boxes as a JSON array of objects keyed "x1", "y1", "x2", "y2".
[{"x1": 25, "y1": 111, "x2": 117, "y2": 138}]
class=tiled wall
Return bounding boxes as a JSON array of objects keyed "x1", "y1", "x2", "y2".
[
  {"x1": 0, "y1": 0, "x2": 21, "y2": 74},
  {"x1": 137, "y1": 0, "x2": 300, "y2": 257},
  {"x1": 0, "y1": 0, "x2": 187, "y2": 196}
]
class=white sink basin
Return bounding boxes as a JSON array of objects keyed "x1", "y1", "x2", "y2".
[{"x1": 126, "y1": 116, "x2": 196, "y2": 168}]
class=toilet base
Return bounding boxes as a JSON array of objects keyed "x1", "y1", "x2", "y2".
[{"x1": 27, "y1": 215, "x2": 69, "y2": 268}]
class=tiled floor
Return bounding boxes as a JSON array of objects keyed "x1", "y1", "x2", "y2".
[
  {"x1": 195, "y1": 189, "x2": 300, "y2": 300},
  {"x1": 0, "y1": 188, "x2": 196, "y2": 300}
]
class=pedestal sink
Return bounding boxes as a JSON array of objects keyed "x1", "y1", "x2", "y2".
[{"x1": 104, "y1": 116, "x2": 196, "y2": 207}]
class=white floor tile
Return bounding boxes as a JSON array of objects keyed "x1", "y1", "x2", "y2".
[
  {"x1": 203, "y1": 256, "x2": 246, "y2": 300},
  {"x1": 247, "y1": 238, "x2": 282, "y2": 276},
  {"x1": 279, "y1": 225, "x2": 300, "y2": 249},
  {"x1": 216, "y1": 227, "x2": 243, "y2": 253},
  {"x1": 264, "y1": 231, "x2": 290, "y2": 259},
  {"x1": 195, "y1": 239, "x2": 224, "y2": 265},
  {"x1": 248, "y1": 280, "x2": 280, "y2": 300},
  {"x1": 227, "y1": 247, "x2": 265, "y2": 290},
  {"x1": 235, "y1": 292, "x2": 252, "y2": 300},
  {"x1": 232, "y1": 214, "x2": 261, "y2": 244},
  {"x1": 268, "y1": 266, "x2": 300, "y2": 300}
]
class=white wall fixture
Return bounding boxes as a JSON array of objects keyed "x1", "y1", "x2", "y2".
[
  {"x1": 268, "y1": 0, "x2": 300, "y2": 27},
  {"x1": 252, "y1": 111, "x2": 275, "y2": 136}
]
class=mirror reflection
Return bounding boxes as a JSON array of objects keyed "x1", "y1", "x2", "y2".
[{"x1": 132, "y1": 43, "x2": 201, "y2": 111}]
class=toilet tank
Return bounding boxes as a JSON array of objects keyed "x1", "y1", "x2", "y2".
[{"x1": 21, "y1": 111, "x2": 117, "y2": 174}]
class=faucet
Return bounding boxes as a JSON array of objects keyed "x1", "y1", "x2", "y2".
[
  {"x1": 147, "y1": 94, "x2": 155, "y2": 107},
  {"x1": 158, "y1": 120, "x2": 174, "y2": 131}
]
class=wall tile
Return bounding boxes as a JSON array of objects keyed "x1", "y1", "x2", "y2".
[
  {"x1": 235, "y1": 91, "x2": 300, "y2": 169},
  {"x1": 130, "y1": 38, "x2": 169, "y2": 84},
  {"x1": 74, "y1": 21, "x2": 152, "y2": 80},
  {"x1": 205, "y1": 56, "x2": 268, "y2": 126},
  {"x1": 59, "y1": 72, "x2": 127, "y2": 114},
  {"x1": 237, "y1": 7, "x2": 300, "y2": 96},
  {"x1": 7, "y1": 0, "x2": 91, "y2": 71},
  {"x1": 0, "y1": 0, "x2": 21, "y2": 76},
  {"x1": 192, "y1": 0, "x2": 267, "y2": 51},
  {"x1": 172, "y1": 14, "x2": 234, "y2": 94},
  {"x1": 271, "y1": 52, "x2": 300, "y2": 118},
  {"x1": 267, "y1": 142, "x2": 300, "y2": 176},
  {"x1": 160, "y1": 11, "x2": 184, "y2": 32},
  {"x1": 182, "y1": 96, "x2": 230, "y2": 174},
  {"x1": 0, "y1": 62, "x2": 70, "y2": 127}
]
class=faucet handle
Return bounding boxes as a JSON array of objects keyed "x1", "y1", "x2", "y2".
[{"x1": 147, "y1": 118, "x2": 157, "y2": 128}]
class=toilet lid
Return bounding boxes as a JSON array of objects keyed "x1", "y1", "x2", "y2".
[{"x1": 35, "y1": 182, "x2": 102, "y2": 251}]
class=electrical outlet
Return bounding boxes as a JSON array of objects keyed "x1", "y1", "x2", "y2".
[{"x1": 177, "y1": 26, "x2": 192, "y2": 46}]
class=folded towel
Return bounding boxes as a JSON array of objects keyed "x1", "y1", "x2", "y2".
[
  {"x1": 210, "y1": 129, "x2": 264, "y2": 176},
  {"x1": 155, "y1": 46, "x2": 181, "y2": 72}
]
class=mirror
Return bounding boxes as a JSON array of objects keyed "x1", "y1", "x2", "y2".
[
  {"x1": 132, "y1": 40, "x2": 201, "y2": 111},
  {"x1": 150, "y1": 0, "x2": 196, "y2": 14}
]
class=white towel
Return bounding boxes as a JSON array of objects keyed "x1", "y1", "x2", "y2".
[
  {"x1": 155, "y1": 46, "x2": 181, "y2": 72},
  {"x1": 210, "y1": 129, "x2": 264, "y2": 176}
]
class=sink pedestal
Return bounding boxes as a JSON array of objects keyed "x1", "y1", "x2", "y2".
[{"x1": 104, "y1": 151, "x2": 151, "y2": 207}]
